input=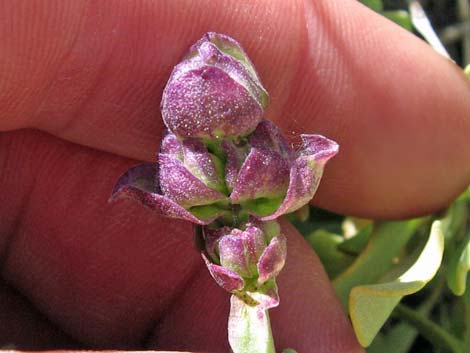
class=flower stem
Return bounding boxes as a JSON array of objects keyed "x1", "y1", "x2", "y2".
[
  {"x1": 394, "y1": 304, "x2": 465, "y2": 353},
  {"x1": 228, "y1": 295, "x2": 276, "y2": 353}
]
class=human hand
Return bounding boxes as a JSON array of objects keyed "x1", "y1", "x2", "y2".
[{"x1": 1, "y1": 1, "x2": 469, "y2": 352}]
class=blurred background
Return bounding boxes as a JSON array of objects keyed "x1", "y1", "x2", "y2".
[
  {"x1": 386, "y1": 0, "x2": 470, "y2": 66},
  {"x1": 298, "y1": 4, "x2": 470, "y2": 352}
]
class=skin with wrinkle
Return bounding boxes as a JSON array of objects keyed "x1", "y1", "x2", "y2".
[
  {"x1": 0, "y1": 0, "x2": 470, "y2": 352},
  {"x1": 1, "y1": 0, "x2": 470, "y2": 217}
]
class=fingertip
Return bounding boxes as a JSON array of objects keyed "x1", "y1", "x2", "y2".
[
  {"x1": 272, "y1": 219, "x2": 363, "y2": 352},
  {"x1": 279, "y1": 0, "x2": 470, "y2": 218}
]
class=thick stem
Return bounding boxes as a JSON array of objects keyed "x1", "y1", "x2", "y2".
[
  {"x1": 228, "y1": 295, "x2": 276, "y2": 353},
  {"x1": 395, "y1": 304, "x2": 465, "y2": 353}
]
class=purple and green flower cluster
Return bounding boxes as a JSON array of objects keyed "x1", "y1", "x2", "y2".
[{"x1": 111, "y1": 32, "x2": 338, "y2": 310}]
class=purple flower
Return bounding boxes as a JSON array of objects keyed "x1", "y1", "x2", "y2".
[
  {"x1": 224, "y1": 120, "x2": 338, "y2": 220},
  {"x1": 161, "y1": 32, "x2": 268, "y2": 139},
  {"x1": 110, "y1": 122, "x2": 338, "y2": 224},
  {"x1": 110, "y1": 32, "x2": 338, "y2": 225},
  {"x1": 110, "y1": 32, "x2": 339, "y2": 353},
  {"x1": 110, "y1": 131, "x2": 231, "y2": 225},
  {"x1": 202, "y1": 220, "x2": 286, "y2": 309}
]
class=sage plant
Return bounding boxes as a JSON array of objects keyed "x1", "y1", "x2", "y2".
[{"x1": 111, "y1": 32, "x2": 338, "y2": 353}]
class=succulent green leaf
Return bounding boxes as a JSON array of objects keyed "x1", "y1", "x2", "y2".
[
  {"x1": 338, "y1": 224, "x2": 373, "y2": 255},
  {"x1": 342, "y1": 217, "x2": 372, "y2": 238},
  {"x1": 464, "y1": 64, "x2": 470, "y2": 77},
  {"x1": 333, "y1": 219, "x2": 423, "y2": 309},
  {"x1": 228, "y1": 295, "x2": 276, "y2": 353},
  {"x1": 447, "y1": 230, "x2": 470, "y2": 296},
  {"x1": 368, "y1": 323, "x2": 418, "y2": 353},
  {"x1": 305, "y1": 230, "x2": 355, "y2": 279},
  {"x1": 290, "y1": 204, "x2": 310, "y2": 222},
  {"x1": 395, "y1": 304, "x2": 466, "y2": 353},
  {"x1": 456, "y1": 188, "x2": 470, "y2": 202},
  {"x1": 464, "y1": 284, "x2": 470, "y2": 303},
  {"x1": 363, "y1": 276, "x2": 442, "y2": 353},
  {"x1": 359, "y1": 0, "x2": 383, "y2": 12},
  {"x1": 350, "y1": 220, "x2": 445, "y2": 347},
  {"x1": 383, "y1": 10, "x2": 413, "y2": 30}
]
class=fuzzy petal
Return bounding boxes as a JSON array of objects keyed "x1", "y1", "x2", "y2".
[
  {"x1": 219, "y1": 230, "x2": 251, "y2": 278},
  {"x1": 159, "y1": 154, "x2": 227, "y2": 208},
  {"x1": 189, "y1": 32, "x2": 268, "y2": 108},
  {"x1": 202, "y1": 226, "x2": 232, "y2": 262},
  {"x1": 260, "y1": 134, "x2": 339, "y2": 220},
  {"x1": 110, "y1": 163, "x2": 215, "y2": 225},
  {"x1": 111, "y1": 163, "x2": 157, "y2": 196},
  {"x1": 221, "y1": 140, "x2": 250, "y2": 192},
  {"x1": 252, "y1": 280, "x2": 280, "y2": 310},
  {"x1": 241, "y1": 226, "x2": 266, "y2": 276},
  {"x1": 161, "y1": 65, "x2": 263, "y2": 139},
  {"x1": 161, "y1": 33, "x2": 267, "y2": 139},
  {"x1": 257, "y1": 234, "x2": 287, "y2": 284},
  {"x1": 160, "y1": 130, "x2": 183, "y2": 159},
  {"x1": 230, "y1": 148, "x2": 290, "y2": 203},
  {"x1": 300, "y1": 134, "x2": 340, "y2": 162},
  {"x1": 203, "y1": 254, "x2": 244, "y2": 292},
  {"x1": 182, "y1": 139, "x2": 226, "y2": 193},
  {"x1": 249, "y1": 120, "x2": 295, "y2": 160}
]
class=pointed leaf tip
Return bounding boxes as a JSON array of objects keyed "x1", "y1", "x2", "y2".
[
  {"x1": 300, "y1": 134, "x2": 339, "y2": 163},
  {"x1": 349, "y1": 219, "x2": 444, "y2": 347}
]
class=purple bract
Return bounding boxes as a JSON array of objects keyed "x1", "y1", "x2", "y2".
[
  {"x1": 111, "y1": 121, "x2": 338, "y2": 224},
  {"x1": 202, "y1": 220, "x2": 286, "y2": 309},
  {"x1": 161, "y1": 32, "x2": 268, "y2": 139}
]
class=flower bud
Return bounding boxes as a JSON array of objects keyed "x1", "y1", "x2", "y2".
[
  {"x1": 224, "y1": 120, "x2": 339, "y2": 219},
  {"x1": 111, "y1": 33, "x2": 338, "y2": 227},
  {"x1": 161, "y1": 32, "x2": 268, "y2": 139},
  {"x1": 202, "y1": 220, "x2": 286, "y2": 297},
  {"x1": 158, "y1": 131, "x2": 228, "y2": 208},
  {"x1": 111, "y1": 122, "x2": 338, "y2": 225}
]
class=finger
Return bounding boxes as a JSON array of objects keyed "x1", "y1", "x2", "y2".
[
  {"x1": 0, "y1": 130, "x2": 361, "y2": 352},
  {"x1": 1, "y1": 0, "x2": 469, "y2": 217},
  {"x1": 272, "y1": 219, "x2": 361, "y2": 353},
  {"x1": 1, "y1": 130, "x2": 201, "y2": 348},
  {"x1": 0, "y1": 280, "x2": 78, "y2": 349}
]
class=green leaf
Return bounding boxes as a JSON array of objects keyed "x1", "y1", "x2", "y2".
[
  {"x1": 368, "y1": 275, "x2": 444, "y2": 353},
  {"x1": 305, "y1": 230, "x2": 355, "y2": 279},
  {"x1": 338, "y1": 223, "x2": 373, "y2": 255},
  {"x1": 447, "y1": 230, "x2": 470, "y2": 296},
  {"x1": 359, "y1": 0, "x2": 383, "y2": 12},
  {"x1": 383, "y1": 10, "x2": 413, "y2": 31},
  {"x1": 464, "y1": 65, "x2": 470, "y2": 77},
  {"x1": 342, "y1": 217, "x2": 372, "y2": 238},
  {"x1": 293, "y1": 207, "x2": 344, "y2": 236},
  {"x1": 395, "y1": 304, "x2": 466, "y2": 353},
  {"x1": 349, "y1": 220, "x2": 445, "y2": 347},
  {"x1": 333, "y1": 219, "x2": 423, "y2": 309},
  {"x1": 189, "y1": 203, "x2": 228, "y2": 220},
  {"x1": 368, "y1": 323, "x2": 417, "y2": 353},
  {"x1": 456, "y1": 188, "x2": 470, "y2": 202},
  {"x1": 228, "y1": 295, "x2": 276, "y2": 353},
  {"x1": 242, "y1": 196, "x2": 284, "y2": 217},
  {"x1": 290, "y1": 204, "x2": 310, "y2": 222}
]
